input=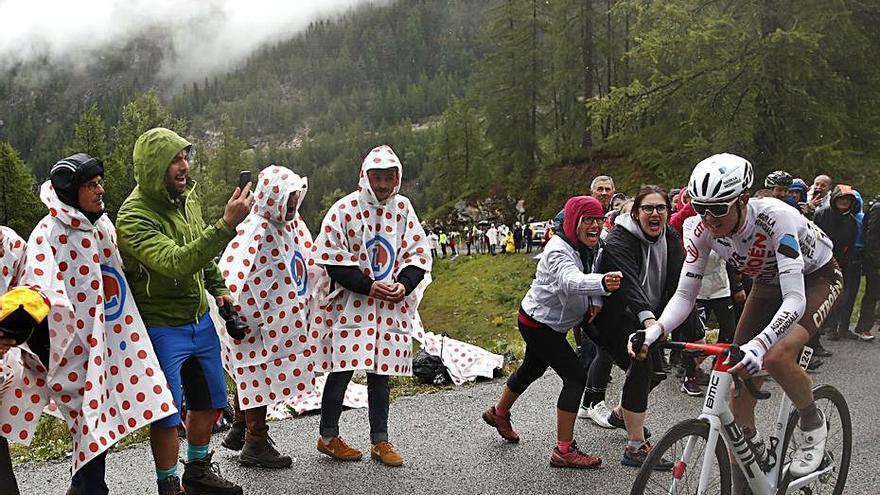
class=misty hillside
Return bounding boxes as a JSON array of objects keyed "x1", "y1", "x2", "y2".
[{"x1": 2, "y1": 0, "x2": 880, "y2": 236}]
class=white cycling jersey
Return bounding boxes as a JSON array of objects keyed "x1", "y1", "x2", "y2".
[{"x1": 657, "y1": 198, "x2": 834, "y2": 350}]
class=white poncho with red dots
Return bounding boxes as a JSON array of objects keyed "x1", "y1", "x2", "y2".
[
  {"x1": 313, "y1": 146, "x2": 432, "y2": 376},
  {"x1": 6, "y1": 182, "x2": 176, "y2": 474},
  {"x1": 218, "y1": 165, "x2": 323, "y2": 411},
  {"x1": 0, "y1": 226, "x2": 50, "y2": 451}
]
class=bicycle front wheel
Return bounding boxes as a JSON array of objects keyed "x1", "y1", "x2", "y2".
[
  {"x1": 631, "y1": 418, "x2": 731, "y2": 495},
  {"x1": 779, "y1": 384, "x2": 852, "y2": 495}
]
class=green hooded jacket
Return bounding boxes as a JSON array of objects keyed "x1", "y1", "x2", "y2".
[{"x1": 116, "y1": 128, "x2": 233, "y2": 327}]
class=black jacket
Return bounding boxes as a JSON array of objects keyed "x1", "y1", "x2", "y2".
[
  {"x1": 814, "y1": 205, "x2": 857, "y2": 266},
  {"x1": 592, "y1": 223, "x2": 698, "y2": 339}
]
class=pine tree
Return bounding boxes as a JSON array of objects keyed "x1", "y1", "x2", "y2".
[
  {"x1": 63, "y1": 104, "x2": 107, "y2": 159},
  {"x1": 474, "y1": 0, "x2": 546, "y2": 189},
  {"x1": 198, "y1": 115, "x2": 249, "y2": 221},
  {"x1": 0, "y1": 142, "x2": 43, "y2": 237}
]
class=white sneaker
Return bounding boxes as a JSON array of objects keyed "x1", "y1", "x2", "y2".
[
  {"x1": 790, "y1": 412, "x2": 828, "y2": 478},
  {"x1": 583, "y1": 401, "x2": 614, "y2": 429}
]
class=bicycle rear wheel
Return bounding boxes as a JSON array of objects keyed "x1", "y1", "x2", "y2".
[
  {"x1": 631, "y1": 418, "x2": 731, "y2": 495},
  {"x1": 779, "y1": 384, "x2": 851, "y2": 495}
]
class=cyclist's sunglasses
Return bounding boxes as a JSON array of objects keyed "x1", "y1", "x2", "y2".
[{"x1": 692, "y1": 199, "x2": 736, "y2": 217}]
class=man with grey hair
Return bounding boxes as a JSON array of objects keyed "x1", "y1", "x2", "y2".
[{"x1": 590, "y1": 175, "x2": 615, "y2": 212}]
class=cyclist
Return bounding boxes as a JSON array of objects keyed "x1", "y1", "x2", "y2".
[
  {"x1": 764, "y1": 170, "x2": 793, "y2": 202},
  {"x1": 630, "y1": 153, "x2": 843, "y2": 485}
]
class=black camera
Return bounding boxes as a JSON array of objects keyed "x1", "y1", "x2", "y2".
[{"x1": 218, "y1": 301, "x2": 248, "y2": 340}]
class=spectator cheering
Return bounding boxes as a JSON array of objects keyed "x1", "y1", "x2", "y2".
[
  {"x1": 483, "y1": 196, "x2": 620, "y2": 469},
  {"x1": 117, "y1": 128, "x2": 252, "y2": 495}
]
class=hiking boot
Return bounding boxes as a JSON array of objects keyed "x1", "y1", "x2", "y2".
[
  {"x1": 680, "y1": 377, "x2": 703, "y2": 397},
  {"x1": 156, "y1": 475, "x2": 183, "y2": 495},
  {"x1": 578, "y1": 401, "x2": 614, "y2": 429},
  {"x1": 240, "y1": 437, "x2": 292, "y2": 469},
  {"x1": 607, "y1": 408, "x2": 651, "y2": 439},
  {"x1": 622, "y1": 442, "x2": 673, "y2": 471},
  {"x1": 182, "y1": 452, "x2": 242, "y2": 495},
  {"x1": 317, "y1": 436, "x2": 363, "y2": 461},
  {"x1": 790, "y1": 413, "x2": 828, "y2": 478},
  {"x1": 482, "y1": 406, "x2": 520, "y2": 443},
  {"x1": 221, "y1": 420, "x2": 246, "y2": 451},
  {"x1": 549, "y1": 441, "x2": 602, "y2": 469},
  {"x1": 371, "y1": 441, "x2": 403, "y2": 467}
]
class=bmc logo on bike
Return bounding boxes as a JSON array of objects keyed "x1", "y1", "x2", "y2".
[{"x1": 705, "y1": 374, "x2": 721, "y2": 408}]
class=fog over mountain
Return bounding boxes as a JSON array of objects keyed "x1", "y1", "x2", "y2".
[{"x1": 0, "y1": 0, "x2": 385, "y2": 85}]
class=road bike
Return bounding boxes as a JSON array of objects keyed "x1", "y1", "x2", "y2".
[{"x1": 629, "y1": 340, "x2": 851, "y2": 495}]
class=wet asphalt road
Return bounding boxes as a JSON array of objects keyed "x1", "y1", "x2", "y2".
[{"x1": 15, "y1": 337, "x2": 880, "y2": 494}]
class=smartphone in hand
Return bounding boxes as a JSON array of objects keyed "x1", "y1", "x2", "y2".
[{"x1": 238, "y1": 170, "x2": 252, "y2": 191}]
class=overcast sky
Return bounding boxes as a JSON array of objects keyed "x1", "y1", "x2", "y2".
[{"x1": 0, "y1": 0, "x2": 383, "y2": 83}]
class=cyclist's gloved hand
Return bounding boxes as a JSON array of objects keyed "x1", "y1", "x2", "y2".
[
  {"x1": 735, "y1": 340, "x2": 765, "y2": 375},
  {"x1": 643, "y1": 323, "x2": 665, "y2": 348},
  {"x1": 628, "y1": 323, "x2": 665, "y2": 359}
]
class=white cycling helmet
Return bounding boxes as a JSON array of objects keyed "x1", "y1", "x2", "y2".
[{"x1": 688, "y1": 153, "x2": 753, "y2": 203}]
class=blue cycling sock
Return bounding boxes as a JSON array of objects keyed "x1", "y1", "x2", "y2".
[
  {"x1": 156, "y1": 465, "x2": 178, "y2": 481},
  {"x1": 187, "y1": 443, "x2": 210, "y2": 462}
]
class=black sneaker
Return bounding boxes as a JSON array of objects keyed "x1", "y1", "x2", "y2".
[
  {"x1": 182, "y1": 452, "x2": 243, "y2": 495},
  {"x1": 692, "y1": 367, "x2": 710, "y2": 386},
  {"x1": 607, "y1": 409, "x2": 651, "y2": 439},
  {"x1": 221, "y1": 420, "x2": 246, "y2": 451},
  {"x1": 156, "y1": 475, "x2": 183, "y2": 495},
  {"x1": 680, "y1": 377, "x2": 703, "y2": 397},
  {"x1": 813, "y1": 344, "x2": 833, "y2": 357},
  {"x1": 622, "y1": 442, "x2": 673, "y2": 470},
  {"x1": 240, "y1": 438, "x2": 292, "y2": 469}
]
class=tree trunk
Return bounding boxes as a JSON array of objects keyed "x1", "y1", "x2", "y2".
[{"x1": 582, "y1": 0, "x2": 594, "y2": 150}]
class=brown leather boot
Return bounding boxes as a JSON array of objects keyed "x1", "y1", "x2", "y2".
[
  {"x1": 239, "y1": 407, "x2": 292, "y2": 469},
  {"x1": 221, "y1": 402, "x2": 246, "y2": 451}
]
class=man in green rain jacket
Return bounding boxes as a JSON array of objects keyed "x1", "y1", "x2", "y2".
[{"x1": 117, "y1": 127, "x2": 252, "y2": 495}]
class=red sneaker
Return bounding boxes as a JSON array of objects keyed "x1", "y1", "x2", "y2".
[
  {"x1": 550, "y1": 441, "x2": 602, "y2": 469},
  {"x1": 482, "y1": 407, "x2": 520, "y2": 443}
]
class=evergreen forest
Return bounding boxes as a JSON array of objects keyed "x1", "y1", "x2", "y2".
[{"x1": 2, "y1": 0, "x2": 879, "y2": 235}]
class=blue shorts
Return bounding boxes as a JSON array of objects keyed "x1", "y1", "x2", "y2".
[{"x1": 146, "y1": 311, "x2": 228, "y2": 428}]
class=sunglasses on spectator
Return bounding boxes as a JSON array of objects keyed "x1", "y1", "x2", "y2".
[
  {"x1": 638, "y1": 204, "x2": 668, "y2": 214},
  {"x1": 692, "y1": 200, "x2": 735, "y2": 217}
]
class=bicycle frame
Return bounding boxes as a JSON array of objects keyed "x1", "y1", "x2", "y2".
[{"x1": 673, "y1": 343, "x2": 832, "y2": 495}]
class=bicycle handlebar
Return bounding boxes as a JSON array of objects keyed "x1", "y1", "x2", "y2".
[{"x1": 658, "y1": 340, "x2": 770, "y2": 400}]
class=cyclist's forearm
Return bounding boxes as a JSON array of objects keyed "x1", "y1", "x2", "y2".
[{"x1": 752, "y1": 272, "x2": 806, "y2": 352}]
